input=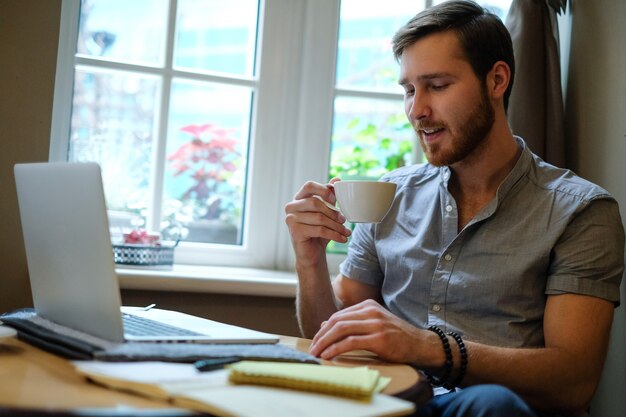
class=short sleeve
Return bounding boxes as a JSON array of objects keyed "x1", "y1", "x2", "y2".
[
  {"x1": 338, "y1": 223, "x2": 384, "y2": 287},
  {"x1": 546, "y1": 197, "x2": 625, "y2": 306}
]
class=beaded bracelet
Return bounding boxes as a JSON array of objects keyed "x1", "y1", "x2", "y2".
[
  {"x1": 447, "y1": 331, "x2": 468, "y2": 388},
  {"x1": 425, "y1": 325, "x2": 453, "y2": 388}
]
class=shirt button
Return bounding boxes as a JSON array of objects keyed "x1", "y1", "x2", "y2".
[
  {"x1": 444, "y1": 254, "x2": 452, "y2": 261},
  {"x1": 432, "y1": 304, "x2": 441, "y2": 312},
  {"x1": 445, "y1": 205, "x2": 453, "y2": 212}
]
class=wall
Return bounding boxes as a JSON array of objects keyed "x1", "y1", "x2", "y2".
[
  {"x1": 0, "y1": 0, "x2": 62, "y2": 312},
  {"x1": 564, "y1": 1, "x2": 626, "y2": 416}
]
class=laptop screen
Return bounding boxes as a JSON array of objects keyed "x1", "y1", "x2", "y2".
[{"x1": 15, "y1": 162, "x2": 126, "y2": 342}]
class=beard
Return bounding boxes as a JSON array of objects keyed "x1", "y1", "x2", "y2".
[{"x1": 416, "y1": 84, "x2": 495, "y2": 167}]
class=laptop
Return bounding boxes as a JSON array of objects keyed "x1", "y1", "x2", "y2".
[{"x1": 14, "y1": 162, "x2": 279, "y2": 344}]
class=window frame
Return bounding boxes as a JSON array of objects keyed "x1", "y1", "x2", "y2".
[
  {"x1": 51, "y1": 0, "x2": 343, "y2": 272},
  {"x1": 51, "y1": 0, "x2": 440, "y2": 277}
]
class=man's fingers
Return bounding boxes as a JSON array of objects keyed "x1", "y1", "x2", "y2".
[
  {"x1": 286, "y1": 194, "x2": 345, "y2": 222},
  {"x1": 312, "y1": 322, "x2": 393, "y2": 360},
  {"x1": 318, "y1": 334, "x2": 382, "y2": 360},
  {"x1": 310, "y1": 309, "x2": 390, "y2": 355},
  {"x1": 310, "y1": 319, "x2": 377, "y2": 356},
  {"x1": 285, "y1": 195, "x2": 352, "y2": 244},
  {"x1": 309, "y1": 300, "x2": 398, "y2": 359},
  {"x1": 293, "y1": 180, "x2": 336, "y2": 202},
  {"x1": 290, "y1": 222, "x2": 350, "y2": 244},
  {"x1": 287, "y1": 207, "x2": 350, "y2": 235}
]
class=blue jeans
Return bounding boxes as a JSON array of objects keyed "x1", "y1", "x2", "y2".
[{"x1": 417, "y1": 384, "x2": 541, "y2": 417}]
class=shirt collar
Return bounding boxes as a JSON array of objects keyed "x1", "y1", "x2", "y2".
[
  {"x1": 495, "y1": 136, "x2": 531, "y2": 202},
  {"x1": 439, "y1": 136, "x2": 532, "y2": 186},
  {"x1": 437, "y1": 135, "x2": 530, "y2": 201},
  {"x1": 440, "y1": 166, "x2": 451, "y2": 186}
]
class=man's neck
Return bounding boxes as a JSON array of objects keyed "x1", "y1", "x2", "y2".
[
  {"x1": 449, "y1": 119, "x2": 519, "y2": 198},
  {"x1": 446, "y1": 119, "x2": 520, "y2": 231}
]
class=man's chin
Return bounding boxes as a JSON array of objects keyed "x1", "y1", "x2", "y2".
[
  {"x1": 425, "y1": 155, "x2": 447, "y2": 167},
  {"x1": 424, "y1": 149, "x2": 466, "y2": 167},
  {"x1": 421, "y1": 144, "x2": 450, "y2": 167}
]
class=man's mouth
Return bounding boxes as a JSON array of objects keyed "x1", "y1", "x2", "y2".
[
  {"x1": 422, "y1": 127, "x2": 444, "y2": 135},
  {"x1": 419, "y1": 126, "x2": 445, "y2": 142}
]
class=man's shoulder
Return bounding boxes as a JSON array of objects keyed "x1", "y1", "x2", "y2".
[{"x1": 528, "y1": 155, "x2": 614, "y2": 203}]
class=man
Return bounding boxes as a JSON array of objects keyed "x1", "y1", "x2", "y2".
[{"x1": 284, "y1": 1, "x2": 624, "y2": 416}]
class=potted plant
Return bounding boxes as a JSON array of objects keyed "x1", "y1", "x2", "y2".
[{"x1": 167, "y1": 123, "x2": 242, "y2": 244}]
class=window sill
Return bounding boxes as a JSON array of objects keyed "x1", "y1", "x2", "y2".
[{"x1": 116, "y1": 264, "x2": 297, "y2": 298}]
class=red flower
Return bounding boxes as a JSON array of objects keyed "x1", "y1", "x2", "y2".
[
  {"x1": 123, "y1": 229, "x2": 160, "y2": 245},
  {"x1": 208, "y1": 137, "x2": 238, "y2": 152},
  {"x1": 168, "y1": 123, "x2": 243, "y2": 216},
  {"x1": 180, "y1": 124, "x2": 214, "y2": 138}
]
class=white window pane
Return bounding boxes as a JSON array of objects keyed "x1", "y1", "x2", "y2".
[
  {"x1": 336, "y1": 0, "x2": 425, "y2": 92},
  {"x1": 330, "y1": 96, "x2": 416, "y2": 181},
  {"x1": 68, "y1": 67, "x2": 160, "y2": 231},
  {"x1": 163, "y1": 79, "x2": 252, "y2": 245},
  {"x1": 174, "y1": 0, "x2": 259, "y2": 77},
  {"x1": 77, "y1": 0, "x2": 169, "y2": 66}
]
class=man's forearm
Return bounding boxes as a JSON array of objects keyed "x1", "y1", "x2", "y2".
[
  {"x1": 443, "y1": 294, "x2": 614, "y2": 416},
  {"x1": 456, "y1": 342, "x2": 602, "y2": 415},
  {"x1": 295, "y1": 260, "x2": 339, "y2": 339}
]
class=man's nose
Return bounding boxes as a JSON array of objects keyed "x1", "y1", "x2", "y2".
[{"x1": 407, "y1": 93, "x2": 431, "y2": 121}]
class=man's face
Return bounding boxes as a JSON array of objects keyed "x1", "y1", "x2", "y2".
[{"x1": 398, "y1": 31, "x2": 495, "y2": 167}]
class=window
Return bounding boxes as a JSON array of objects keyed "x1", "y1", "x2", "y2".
[{"x1": 52, "y1": 0, "x2": 511, "y2": 272}]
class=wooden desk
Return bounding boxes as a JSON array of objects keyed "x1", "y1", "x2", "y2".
[{"x1": 0, "y1": 335, "x2": 431, "y2": 415}]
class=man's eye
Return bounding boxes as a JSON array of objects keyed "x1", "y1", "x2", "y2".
[
  {"x1": 403, "y1": 87, "x2": 415, "y2": 96},
  {"x1": 431, "y1": 83, "x2": 449, "y2": 91}
]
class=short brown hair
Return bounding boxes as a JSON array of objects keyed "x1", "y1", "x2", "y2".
[{"x1": 392, "y1": 0, "x2": 515, "y2": 110}]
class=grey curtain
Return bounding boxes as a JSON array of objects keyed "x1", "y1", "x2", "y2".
[{"x1": 505, "y1": 0, "x2": 566, "y2": 167}]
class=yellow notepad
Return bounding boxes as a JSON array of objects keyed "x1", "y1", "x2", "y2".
[{"x1": 228, "y1": 361, "x2": 389, "y2": 401}]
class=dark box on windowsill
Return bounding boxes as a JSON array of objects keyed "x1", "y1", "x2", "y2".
[{"x1": 112, "y1": 242, "x2": 178, "y2": 267}]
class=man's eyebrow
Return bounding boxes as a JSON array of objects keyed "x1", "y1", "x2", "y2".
[{"x1": 398, "y1": 72, "x2": 455, "y2": 85}]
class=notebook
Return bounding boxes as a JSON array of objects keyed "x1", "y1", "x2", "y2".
[
  {"x1": 13, "y1": 162, "x2": 279, "y2": 344},
  {"x1": 72, "y1": 361, "x2": 415, "y2": 417},
  {"x1": 227, "y1": 361, "x2": 389, "y2": 400}
]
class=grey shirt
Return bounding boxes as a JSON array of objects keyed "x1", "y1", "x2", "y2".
[{"x1": 339, "y1": 138, "x2": 624, "y2": 348}]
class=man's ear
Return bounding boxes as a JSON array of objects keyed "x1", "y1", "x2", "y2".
[{"x1": 487, "y1": 61, "x2": 511, "y2": 100}]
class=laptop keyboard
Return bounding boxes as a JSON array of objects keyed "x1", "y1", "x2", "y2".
[{"x1": 122, "y1": 313, "x2": 204, "y2": 337}]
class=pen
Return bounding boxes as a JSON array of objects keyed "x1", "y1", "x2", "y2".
[
  {"x1": 194, "y1": 357, "x2": 241, "y2": 372},
  {"x1": 143, "y1": 303, "x2": 156, "y2": 311}
]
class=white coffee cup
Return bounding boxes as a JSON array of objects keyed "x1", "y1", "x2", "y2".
[{"x1": 333, "y1": 180, "x2": 397, "y2": 223}]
